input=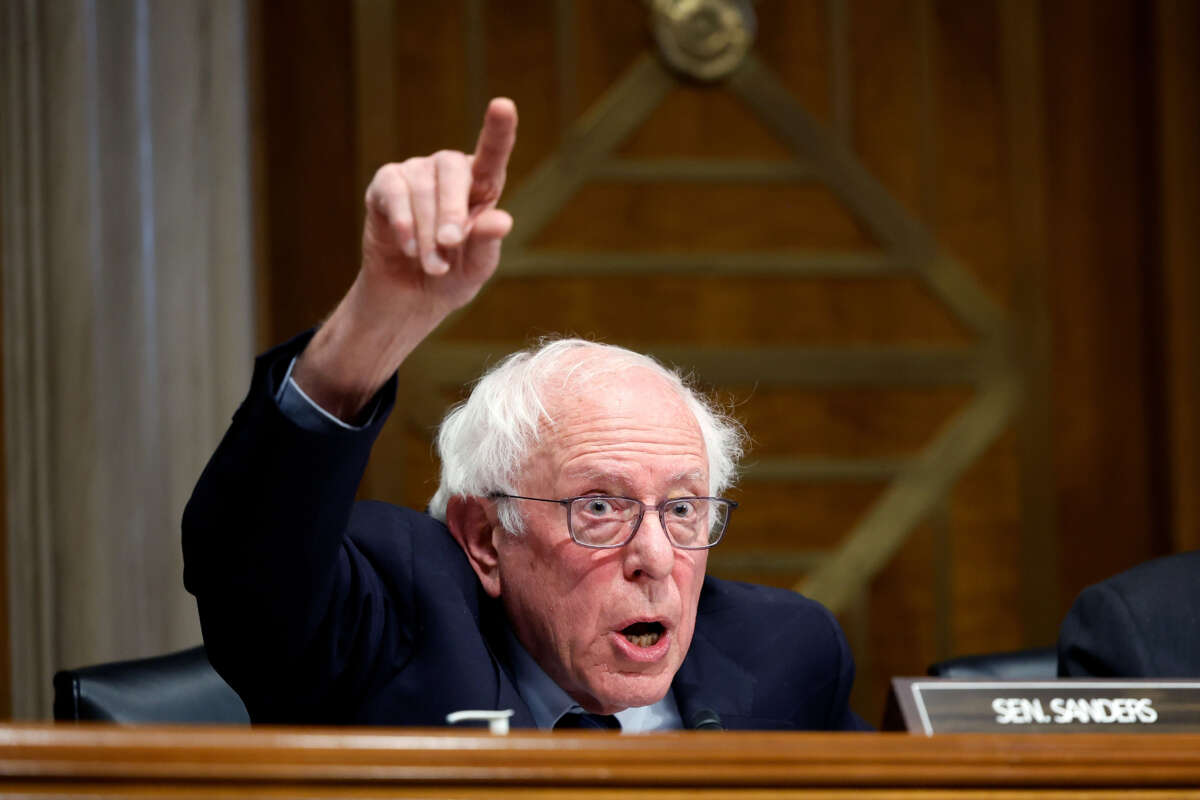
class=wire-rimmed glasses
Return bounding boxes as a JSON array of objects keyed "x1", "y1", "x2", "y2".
[{"x1": 489, "y1": 494, "x2": 736, "y2": 550}]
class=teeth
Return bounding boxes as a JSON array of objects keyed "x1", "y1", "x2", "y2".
[{"x1": 623, "y1": 631, "x2": 661, "y2": 647}]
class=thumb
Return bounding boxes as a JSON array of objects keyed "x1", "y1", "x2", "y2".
[{"x1": 471, "y1": 208, "x2": 513, "y2": 241}]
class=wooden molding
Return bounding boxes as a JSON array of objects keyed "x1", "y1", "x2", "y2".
[{"x1": 1, "y1": 725, "x2": 1199, "y2": 794}]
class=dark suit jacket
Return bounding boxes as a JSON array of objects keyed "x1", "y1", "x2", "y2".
[
  {"x1": 1057, "y1": 551, "x2": 1200, "y2": 677},
  {"x1": 183, "y1": 334, "x2": 867, "y2": 730}
]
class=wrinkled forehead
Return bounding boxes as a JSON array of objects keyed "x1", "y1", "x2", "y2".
[{"x1": 528, "y1": 352, "x2": 708, "y2": 480}]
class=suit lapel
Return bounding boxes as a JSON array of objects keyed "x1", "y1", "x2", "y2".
[
  {"x1": 672, "y1": 625, "x2": 757, "y2": 729},
  {"x1": 477, "y1": 592, "x2": 538, "y2": 729}
]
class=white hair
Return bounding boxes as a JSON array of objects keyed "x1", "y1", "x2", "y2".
[{"x1": 428, "y1": 338, "x2": 744, "y2": 532}]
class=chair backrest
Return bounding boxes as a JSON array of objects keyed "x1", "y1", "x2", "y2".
[
  {"x1": 53, "y1": 646, "x2": 249, "y2": 723},
  {"x1": 926, "y1": 646, "x2": 1058, "y2": 680}
]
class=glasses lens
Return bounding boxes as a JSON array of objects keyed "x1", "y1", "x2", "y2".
[
  {"x1": 662, "y1": 498, "x2": 729, "y2": 548},
  {"x1": 569, "y1": 496, "x2": 641, "y2": 546}
]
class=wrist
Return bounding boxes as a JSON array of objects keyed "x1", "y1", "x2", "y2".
[{"x1": 292, "y1": 274, "x2": 438, "y2": 421}]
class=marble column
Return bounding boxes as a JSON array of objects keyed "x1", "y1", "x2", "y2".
[{"x1": 1, "y1": 0, "x2": 254, "y2": 718}]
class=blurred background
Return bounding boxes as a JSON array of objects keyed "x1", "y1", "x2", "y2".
[{"x1": 2, "y1": 0, "x2": 1197, "y2": 725}]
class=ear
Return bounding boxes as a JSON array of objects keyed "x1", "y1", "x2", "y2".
[{"x1": 445, "y1": 495, "x2": 503, "y2": 598}]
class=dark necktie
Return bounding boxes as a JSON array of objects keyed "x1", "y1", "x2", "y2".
[{"x1": 554, "y1": 711, "x2": 622, "y2": 730}]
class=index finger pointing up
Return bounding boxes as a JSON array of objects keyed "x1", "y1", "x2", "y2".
[{"x1": 470, "y1": 98, "x2": 518, "y2": 207}]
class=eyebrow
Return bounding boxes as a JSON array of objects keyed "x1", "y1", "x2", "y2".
[{"x1": 669, "y1": 469, "x2": 705, "y2": 485}]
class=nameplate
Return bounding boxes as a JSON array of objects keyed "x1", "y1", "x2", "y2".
[{"x1": 889, "y1": 679, "x2": 1200, "y2": 734}]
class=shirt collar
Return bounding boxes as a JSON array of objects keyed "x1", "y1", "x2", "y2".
[{"x1": 503, "y1": 625, "x2": 576, "y2": 729}]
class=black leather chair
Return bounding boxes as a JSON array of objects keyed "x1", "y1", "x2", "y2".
[
  {"x1": 926, "y1": 646, "x2": 1058, "y2": 680},
  {"x1": 53, "y1": 646, "x2": 249, "y2": 723}
]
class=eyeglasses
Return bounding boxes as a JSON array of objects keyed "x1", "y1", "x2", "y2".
[{"x1": 489, "y1": 494, "x2": 736, "y2": 550}]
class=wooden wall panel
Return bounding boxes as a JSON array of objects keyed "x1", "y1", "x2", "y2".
[
  {"x1": 1155, "y1": 0, "x2": 1200, "y2": 553},
  {"x1": 933, "y1": 1, "x2": 1011, "y2": 307},
  {"x1": 388, "y1": 4, "x2": 470, "y2": 159},
  {"x1": 0, "y1": 172, "x2": 8, "y2": 718},
  {"x1": 574, "y1": 0, "x2": 649, "y2": 126},
  {"x1": 483, "y1": 0, "x2": 559, "y2": 182},
  {"x1": 738, "y1": 386, "x2": 973, "y2": 457},
  {"x1": 1044, "y1": 0, "x2": 1167, "y2": 609},
  {"x1": 755, "y1": 0, "x2": 833, "y2": 127},
  {"x1": 442, "y1": 276, "x2": 963, "y2": 344},
  {"x1": 620, "y1": 88, "x2": 794, "y2": 158},
  {"x1": 726, "y1": 483, "x2": 885, "y2": 553},
  {"x1": 530, "y1": 183, "x2": 876, "y2": 250},
  {"x1": 258, "y1": 1, "x2": 358, "y2": 343},
  {"x1": 836, "y1": 1, "x2": 1023, "y2": 721},
  {"x1": 949, "y1": 433, "x2": 1024, "y2": 652},
  {"x1": 1000, "y1": 0, "x2": 1058, "y2": 645},
  {"x1": 850, "y1": 0, "x2": 922, "y2": 217},
  {"x1": 866, "y1": 520, "x2": 939, "y2": 711}
]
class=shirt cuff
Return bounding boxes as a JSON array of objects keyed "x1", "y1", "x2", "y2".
[{"x1": 275, "y1": 355, "x2": 381, "y2": 433}]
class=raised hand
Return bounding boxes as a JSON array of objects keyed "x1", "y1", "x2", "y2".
[
  {"x1": 361, "y1": 97, "x2": 517, "y2": 316},
  {"x1": 293, "y1": 99, "x2": 518, "y2": 420}
]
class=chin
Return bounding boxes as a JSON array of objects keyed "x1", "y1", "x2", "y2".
[{"x1": 583, "y1": 672, "x2": 673, "y2": 714}]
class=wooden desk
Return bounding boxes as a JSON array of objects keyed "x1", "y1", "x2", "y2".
[{"x1": 0, "y1": 724, "x2": 1197, "y2": 798}]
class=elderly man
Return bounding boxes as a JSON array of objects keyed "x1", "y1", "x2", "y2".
[{"x1": 184, "y1": 99, "x2": 866, "y2": 731}]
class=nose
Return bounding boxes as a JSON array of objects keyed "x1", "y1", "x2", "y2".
[{"x1": 622, "y1": 510, "x2": 675, "y2": 580}]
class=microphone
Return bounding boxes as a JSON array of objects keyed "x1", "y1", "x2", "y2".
[{"x1": 689, "y1": 708, "x2": 724, "y2": 730}]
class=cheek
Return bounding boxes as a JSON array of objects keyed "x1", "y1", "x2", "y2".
[
  {"x1": 496, "y1": 535, "x2": 552, "y2": 610},
  {"x1": 496, "y1": 529, "x2": 600, "y2": 630},
  {"x1": 674, "y1": 553, "x2": 707, "y2": 634},
  {"x1": 548, "y1": 557, "x2": 621, "y2": 639},
  {"x1": 678, "y1": 551, "x2": 707, "y2": 595},
  {"x1": 496, "y1": 548, "x2": 564, "y2": 657}
]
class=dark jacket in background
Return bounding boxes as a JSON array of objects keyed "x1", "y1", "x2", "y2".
[{"x1": 1058, "y1": 550, "x2": 1200, "y2": 677}]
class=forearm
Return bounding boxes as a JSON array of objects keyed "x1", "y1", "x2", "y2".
[{"x1": 291, "y1": 271, "x2": 441, "y2": 422}]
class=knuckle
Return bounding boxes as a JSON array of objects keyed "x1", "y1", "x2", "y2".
[
  {"x1": 364, "y1": 185, "x2": 387, "y2": 211},
  {"x1": 371, "y1": 162, "x2": 403, "y2": 187},
  {"x1": 406, "y1": 169, "x2": 434, "y2": 194},
  {"x1": 410, "y1": 172, "x2": 434, "y2": 194},
  {"x1": 366, "y1": 165, "x2": 406, "y2": 205},
  {"x1": 473, "y1": 175, "x2": 504, "y2": 202},
  {"x1": 399, "y1": 156, "x2": 432, "y2": 182},
  {"x1": 433, "y1": 149, "x2": 464, "y2": 166}
]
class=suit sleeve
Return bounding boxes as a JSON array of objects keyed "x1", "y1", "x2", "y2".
[
  {"x1": 1057, "y1": 581, "x2": 1149, "y2": 677},
  {"x1": 182, "y1": 332, "x2": 407, "y2": 722}
]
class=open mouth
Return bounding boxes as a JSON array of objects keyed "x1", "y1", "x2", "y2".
[{"x1": 620, "y1": 621, "x2": 665, "y2": 648}]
